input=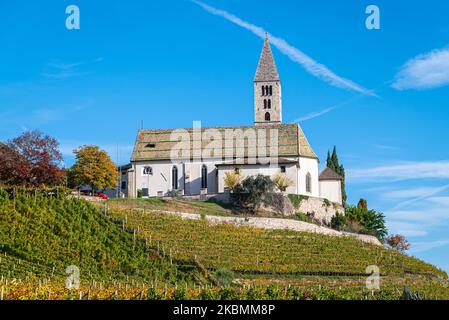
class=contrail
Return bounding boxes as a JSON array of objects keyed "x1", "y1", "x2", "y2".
[
  {"x1": 191, "y1": 0, "x2": 375, "y2": 96},
  {"x1": 292, "y1": 80, "x2": 391, "y2": 123}
]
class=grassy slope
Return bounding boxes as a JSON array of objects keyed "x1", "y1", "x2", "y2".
[
  {"x1": 0, "y1": 191, "x2": 191, "y2": 284},
  {"x1": 107, "y1": 198, "x2": 449, "y2": 299}
]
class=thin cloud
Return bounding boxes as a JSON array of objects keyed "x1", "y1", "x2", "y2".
[
  {"x1": 386, "y1": 221, "x2": 428, "y2": 237},
  {"x1": 42, "y1": 57, "x2": 103, "y2": 80},
  {"x1": 292, "y1": 80, "x2": 391, "y2": 123},
  {"x1": 381, "y1": 187, "x2": 444, "y2": 200},
  {"x1": 393, "y1": 47, "x2": 449, "y2": 90},
  {"x1": 293, "y1": 107, "x2": 336, "y2": 122},
  {"x1": 409, "y1": 239, "x2": 449, "y2": 254},
  {"x1": 191, "y1": 0, "x2": 374, "y2": 96},
  {"x1": 349, "y1": 161, "x2": 449, "y2": 183}
]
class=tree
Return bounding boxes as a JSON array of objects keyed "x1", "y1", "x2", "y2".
[
  {"x1": 69, "y1": 145, "x2": 118, "y2": 192},
  {"x1": 386, "y1": 234, "x2": 411, "y2": 253},
  {"x1": 358, "y1": 198, "x2": 368, "y2": 210},
  {"x1": 344, "y1": 200, "x2": 388, "y2": 241},
  {"x1": 326, "y1": 146, "x2": 347, "y2": 205},
  {"x1": 240, "y1": 174, "x2": 276, "y2": 213},
  {"x1": 223, "y1": 171, "x2": 243, "y2": 193},
  {"x1": 272, "y1": 173, "x2": 293, "y2": 192},
  {"x1": 0, "y1": 131, "x2": 64, "y2": 186},
  {"x1": 0, "y1": 143, "x2": 29, "y2": 185}
]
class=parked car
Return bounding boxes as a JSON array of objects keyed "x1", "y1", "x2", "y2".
[{"x1": 95, "y1": 193, "x2": 109, "y2": 200}]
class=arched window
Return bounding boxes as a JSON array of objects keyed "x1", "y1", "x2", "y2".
[
  {"x1": 265, "y1": 112, "x2": 271, "y2": 121},
  {"x1": 172, "y1": 166, "x2": 178, "y2": 190},
  {"x1": 264, "y1": 99, "x2": 267, "y2": 109},
  {"x1": 262, "y1": 86, "x2": 265, "y2": 96},
  {"x1": 268, "y1": 99, "x2": 271, "y2": 109},
  {"x1": 306, "y1": 173, "x2": 312, "y2": 193},
  {"x1": 269, "y1": 85, "x2": 273, "y2": 96},
  {"x1": 201, "y1": 165, "x2": 208, "y2": 189}
]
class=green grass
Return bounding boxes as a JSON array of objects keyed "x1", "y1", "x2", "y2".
[{"x1": 107, "y1": 198, "x2": 234, "y2": 217}]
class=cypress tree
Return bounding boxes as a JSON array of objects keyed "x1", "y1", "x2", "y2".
[
  {"x1": 331, "y1": 146, "x2": 339, "y2": 170},
  {"x1": 326, "y1": 150, "x2": 331, "y2": 169},
  {"x1": 326, "y1": 146, "x2": 347, "y2": 205}
]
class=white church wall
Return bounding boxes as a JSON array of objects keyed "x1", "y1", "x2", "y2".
[
  {"x1": 319, "y1": 180, "x2": 342, "y2": 205},
  {"x1": 298, "y1": 157, "x2": 319, "y2": 197},
  {"x1": 133, "y1": 159, "x2": 219, "y2": 197}
]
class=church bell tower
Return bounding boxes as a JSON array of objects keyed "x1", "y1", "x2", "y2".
[{"x1": 254, "y1": 34, "x2": 282, "y2": 126}]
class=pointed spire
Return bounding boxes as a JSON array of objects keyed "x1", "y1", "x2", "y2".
[{"x1": 254, "y1": 34, "x2": 280, "y2": 82}]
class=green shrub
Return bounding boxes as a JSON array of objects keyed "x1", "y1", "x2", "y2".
[
  {"x1": 295, "y1": 212, "x2": 310, "y2": 222},
  {"x1": 331, "y1": 212, "x2": 345, "y2": 231},
  {"x1": 322, "y1": 198, "x2": 331, "y2": 208},
  {"x1": 234, "y1": 175, "x2": 276, "y2": 213},
  {"x1": 344, "y1": 203, "x2": 387, "y2": 240}
]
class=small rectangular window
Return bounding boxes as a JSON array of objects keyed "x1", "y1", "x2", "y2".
[
  {"x1": 280, "y1": 166, "x2": 286, "y2": 173},
  {"x1": 146, "y1": 143, "x2": 156, "y2": 148},
  {"x1": 121, "y1": 181, "x2": 127, "y2": 190}
]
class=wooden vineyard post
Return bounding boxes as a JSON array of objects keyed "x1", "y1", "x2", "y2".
[{"x1": 1, "y1": 286, "x2": 4, "y2": 301}]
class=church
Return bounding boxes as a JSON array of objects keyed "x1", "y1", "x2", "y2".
[{"x1": 122, "y1": 35, "x2": 343, "y2": 205}]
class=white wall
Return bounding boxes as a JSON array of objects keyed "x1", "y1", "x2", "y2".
[
  {"x1": 133, "y1": 159, "x2": 219, "y2": 197},
  {"x1": 131, "y1": 156, "x2": 320, "y2": 198},
  {"x1": 319, "y1": 180, "x2": 342, "y2": 205},
  {"x1": 298, "y1": 157, "x2": 319, "y2": 198}
]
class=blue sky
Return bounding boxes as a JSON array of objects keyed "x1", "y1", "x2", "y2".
[{"x1": 1, "y1": 0, "x2": 448, "y2": 273}]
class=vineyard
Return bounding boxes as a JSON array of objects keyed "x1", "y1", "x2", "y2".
[
  {"x1": 0, "y1": 192, "x2": 448, "y2": 300},
  {"x1": 107, "y1": 203, "x2": 446, "y2": 277}
]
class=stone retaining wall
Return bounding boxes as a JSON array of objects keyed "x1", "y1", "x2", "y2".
[
  {"x1": 145, "y1": 209, "x2": 382, "y2": 246},
  {"x1": 293, "y1": 197, "x2": 344, "y2": 224}
]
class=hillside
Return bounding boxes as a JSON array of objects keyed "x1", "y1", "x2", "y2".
[
  {"x1": 0, "y1": 192, "x2": 448, "y2": 300},
  {"x1": 107, "y1": 198, "x2": 449, "y2": 299},
  {"x1": 0, "y1": 190, "x2": 193, "y2": 285}
]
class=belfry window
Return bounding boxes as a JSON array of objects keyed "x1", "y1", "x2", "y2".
[
  {"x1": 265, "y1": 112, "x2": 271, "y2": 121},
  {"x1": 264, "y1": 99, "x2": 267, "y2": 109},
  {"x1": 269, "y1": 86, "x2": 273, "y2": 96},
  {"x1": 262, "y1": 86, "x2": 265, "y2": 96},
  {"x1": 172, "y1": 166, "x2": 178, "y2": 190},
  {"x1": 268, "y1": 99, "x2": 271, "y2": 109}
]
